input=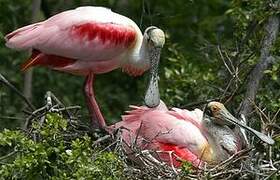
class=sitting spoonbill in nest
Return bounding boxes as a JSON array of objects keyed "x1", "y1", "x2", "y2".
[{"x1": 109, "y1": 101, "x2": 274, "y2": 167}]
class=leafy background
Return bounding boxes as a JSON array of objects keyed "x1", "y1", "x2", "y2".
[{"x1": 0, "y1": 0, "x2": 280, "y2": 179}]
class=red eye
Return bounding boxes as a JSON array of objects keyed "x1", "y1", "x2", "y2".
[{"x1": 212, "y1": 106, "x2": 218, "y2": 112}]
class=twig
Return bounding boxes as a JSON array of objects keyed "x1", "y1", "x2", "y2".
[
  {"x1": 239, "y1": 14, "x2": 280, "y2": 118},
  {"x1": 0, "y1": 116, "x2": 25, "y2": 121},
  {"x1": 0, "y1": 150, "x2": 18, "y2": 161},
  {"x1": 0, "y1": 73, "x2": 35, "y2": 111},
  {"x1": 92, "y1": 134, "x2": 111, "y2": 146},
  {"x1": 218, "y1": 46, "x2": 233, "y2": 75}
]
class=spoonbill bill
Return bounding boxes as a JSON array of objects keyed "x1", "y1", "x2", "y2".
[
  {"x1": 5, "y1": 6, "x2": 165, "y2": 129},
  {"x1": 110, "y1": 101, "x2": 274, "y2": 167}
]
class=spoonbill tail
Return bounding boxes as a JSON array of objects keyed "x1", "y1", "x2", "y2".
[
  {"x1": 5, "y1": 6, "x2": 165, "y2": 129},
  {"x1": 110, "y1": 101, "x2": 274, "y2": 167}
]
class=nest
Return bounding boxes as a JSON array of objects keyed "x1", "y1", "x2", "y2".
[{"x1": 21, "y1": 91, "x2": 280, "y2": 179}]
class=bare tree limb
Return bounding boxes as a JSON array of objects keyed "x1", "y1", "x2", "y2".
[
  {"x1": 0, "y1": 73, "x2": 35, "y2": 111},
  {"x1": 239, "y1": 15, "x2": 280, "y2": 118},
  {"x1": 23, "y1": 0, "x2": 42, "y2": 102}
]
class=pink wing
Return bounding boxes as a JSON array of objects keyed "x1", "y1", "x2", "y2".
[
  {"x1": 169, "y1": 107, "x2": 204, "y2": 128},
  {"x1": 114, "y1": 104, "x2": 209, "y2": 167},
  {"x1": 139, "y1": 110, "x2": 208, "y2": 155},
  {"x1": 5, "y1": 7, "x2": 140, "y2": 62}
]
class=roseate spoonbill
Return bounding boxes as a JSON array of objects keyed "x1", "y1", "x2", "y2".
[
  {"x1": 110, "y1": 101, "x2": 274, "y2": 167},
  {"x1": 5, "y1": 6, "x2": 165, "y2": 129}
]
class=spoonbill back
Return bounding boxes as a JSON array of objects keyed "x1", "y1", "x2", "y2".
[
  {"x1": 5, "y1": 6, "x2": 165, "y2": 129},
  {"x1": 110, "y1": 101, "x2": 274, "y2": 167}
]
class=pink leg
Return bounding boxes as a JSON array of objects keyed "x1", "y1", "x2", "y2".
[{"x1": 84, "y1": 72, "x2": 106, "y2": 129}]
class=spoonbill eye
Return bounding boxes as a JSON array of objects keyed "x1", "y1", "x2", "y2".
[{"x1": 211, "y1": 106, "x2": 218, "y2": 112}]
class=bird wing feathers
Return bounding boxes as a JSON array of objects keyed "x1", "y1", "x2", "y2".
[
  {"x1": 140, "y1": 110, "x2": 208, "y2": 154},
  {"x1": 5, "y1": 6, "x2": 140, "y2": 61},
  {"x1": 118, "y1": 105, "x2": 209, "y2": 158}
]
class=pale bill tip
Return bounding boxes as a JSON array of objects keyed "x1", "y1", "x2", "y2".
[{"x1": 144, "y1": 88, "x2": 160, "y2": 108}]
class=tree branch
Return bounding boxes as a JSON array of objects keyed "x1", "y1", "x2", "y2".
[
  {"x1": 239, "y1": 15, "x2": 280, "y2": 118},
  {"x1": 0, "y1": 73, "x2": 35, "y2": 111},
  {"x1": 23, "y1": 0, "x2": 42, "y2": 102}
]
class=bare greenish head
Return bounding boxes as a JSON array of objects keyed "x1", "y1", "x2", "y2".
[{"x1": 205, "y1": 101, "x2": 275, "y2": 145}]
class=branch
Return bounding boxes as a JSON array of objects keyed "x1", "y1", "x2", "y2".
[
  {"x1": 0, "y1": 73, "x2": 35, "y2": 111},
  {"x1": 23, "y1": 0, "x2": 42, "y2": 101},
  {"x1": 239, "y1": 14, "x2": 280, "y2": 118},
  {"x1": 0, "y1": 150, "x2": 18, "y2": 162}
]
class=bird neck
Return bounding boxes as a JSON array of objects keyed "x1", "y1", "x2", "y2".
[
  {"x1": 201, "y1": 119, "x2": 238, "y2": 163},
  {"x1": 122, "y1": 36, "x2": 150, "y2": 76},
  {"x1": 132, "y1": 36, "x2": 150, "y2": 64}
]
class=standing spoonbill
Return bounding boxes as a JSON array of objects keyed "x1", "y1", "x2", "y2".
[
  {"x1": 110, "y1": 101, "x2": 274, "y2": 167},
  {"x1": 5, "y1": 6, "x2": 165, "y2": 129}
]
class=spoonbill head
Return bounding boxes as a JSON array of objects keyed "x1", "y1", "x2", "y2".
[
  {"x1": 205, "y1": 102, "x2": 275, "y2": 145},
  {"x1": 143, "y1": 27, "x2": 165, "y2": 108}
]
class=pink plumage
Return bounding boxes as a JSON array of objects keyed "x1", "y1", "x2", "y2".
[
  {"x1": 111, "y1": 101, "x2": 244, "y2": 167},
  {"x1": 5, "y1": 6, "x2": 145, "y2": 76},
  {"x1": 5, "y1": 6, "x2": 165, "y2": 129},
  {"x1": 112, "y1": 101, "x2": 207, "y2": 167}
]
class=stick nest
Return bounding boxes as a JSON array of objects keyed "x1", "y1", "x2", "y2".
[{"x1": 18, "y1": 92, "x2": 280, "y2": 179}]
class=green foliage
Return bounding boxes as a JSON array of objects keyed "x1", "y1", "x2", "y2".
[
  {"x1": 180, "y1": 160, "x2": 193, "y2": 176},
  {"x1": 0, "y1": 113, "x2": 124, "y2": 179},
  {"x1": 226, "y1": 0, "x2": 280, "y2": 159},
  {"x1": 161, "y1": 43, "x2": 218, "y2": 107},
  {"x1": 0, "y1": 0, "x2": 279, "y2": 145},
  {"x1": 0, "y1": 0, "x2": 34, "y2": 129},
  {"x1": 0, "y1": 0, "x2": 279, "y2": 178}
]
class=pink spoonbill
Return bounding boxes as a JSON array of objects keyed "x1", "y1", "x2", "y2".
[
  {"x1": 5, "y1": 6, "x2": 165, "y2": 129},
  {"x1": 110, "y1": 101, "x2": 274, "y2": 167}
]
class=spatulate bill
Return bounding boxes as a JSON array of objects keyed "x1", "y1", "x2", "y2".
[
  {"x1": 221, "y1": 111, "x2": 275, "y2": 145},
  {"x1": 144, "y1": 47, "x2": 161, "y2": 108}
]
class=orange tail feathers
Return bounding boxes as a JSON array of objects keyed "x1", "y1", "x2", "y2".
[
  {"x1": 20, "y1": 50, "x2": 77, "y2": 71},
  {"x1": 21, "y1": 50, "x2": 43, "y2": 71}
]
